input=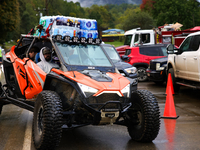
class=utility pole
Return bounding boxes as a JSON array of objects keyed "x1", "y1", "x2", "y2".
[
  {"x1": 45, "y1": 0, "x2": 49, "y2": 16},
  {"x1": 34, "y1": 0, "x2": 49, "y2": 16}
]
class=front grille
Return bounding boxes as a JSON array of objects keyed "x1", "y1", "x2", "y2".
[
  {"x1": 150, "y1": 61, "x2": 156, "y2": 70},
  {"x1": 87, "y1": 93, "x2": 127, "y2": 110}
]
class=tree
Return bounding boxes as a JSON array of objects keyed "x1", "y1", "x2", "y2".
[
  {"x1": 116, "y1": 8, "x2": 155, "y2": 30},
  {"x1": 140, "y1": 0, "x2": 155, "y2": 13},
  {"x1": 0, "y1": 0, "x2": 20, "y2": 44},
  {"x1": 88, "y1": 5, "x2": 115, "y2": 30},
  {"x1": 152, "y1": 0, "x2": 200, "y2": 29}
]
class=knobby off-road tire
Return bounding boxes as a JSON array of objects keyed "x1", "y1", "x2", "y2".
[
  {"x1": 32, "y1": 90, "x2": 63, "y2": 150},
  {"x1": 137, "y1": 67, "x2": 148, "y2": 82},
  {"x1": 168, "y1": 68, "x2": 180, "y2": 92},
  {"x1": 127, "y1": 90, "x2": 160, "y2": 142}
]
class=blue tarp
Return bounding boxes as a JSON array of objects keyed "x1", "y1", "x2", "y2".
[{"x1": 102, "y1": 29, "x2": 124, "y2": 34}]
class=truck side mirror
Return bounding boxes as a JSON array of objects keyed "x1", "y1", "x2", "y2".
[
  {"x1": 121, "y1": 55, "x2": 129, "y2": 61},
  {"x1": 166, "y1": 44, "x2": 175, "y2": 54}
]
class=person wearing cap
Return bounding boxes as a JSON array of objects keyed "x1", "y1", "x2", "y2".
[{"x1": 37, "y1": 47, "x2": 59, "y2": 73}]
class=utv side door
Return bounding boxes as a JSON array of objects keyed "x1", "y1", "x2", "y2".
[
  {"x1": 24, "y1": 59, "x2": 46, "y2": 99},
  {"x1": 8, "y1": 46, "x2": 27, "y2": 98}
]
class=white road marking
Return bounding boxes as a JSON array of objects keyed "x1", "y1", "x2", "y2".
[{"x1": 22, "y1": 111, "x2": 33, "y2": 150}]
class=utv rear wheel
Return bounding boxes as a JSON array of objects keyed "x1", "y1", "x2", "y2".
[
  {"x1": 32, "y1": 90, "x2": 63, "y2": 150},
  {"x1": 127, "y1": 90, "x2": 160, "y2": 142},
  {"x1": 137, "y1": 67, "x2": 148, "y2": 82}
]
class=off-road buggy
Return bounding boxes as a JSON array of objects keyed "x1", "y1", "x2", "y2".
[{"x1": 0, "y1": 34, "x2": 160, "y2": 150}]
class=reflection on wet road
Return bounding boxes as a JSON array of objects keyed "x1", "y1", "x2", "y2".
[{"x1": 1, "y1": 67, "x2": 200, "y2": 149}]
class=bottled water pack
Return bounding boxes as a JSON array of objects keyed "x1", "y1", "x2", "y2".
[{"x1": 37, "y1": 15, "x2": 98, "y2": 39}]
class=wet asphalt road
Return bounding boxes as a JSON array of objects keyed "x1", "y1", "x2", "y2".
[{"x1": 0, "y1": 64, "x2": 200, "y2": 150}]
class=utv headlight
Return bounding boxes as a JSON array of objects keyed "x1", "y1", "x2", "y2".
[
  {"x1": 78, "y1": 83, "x2": 98, "y2": 98},
  {"x1": 156, "y1": 63, "x2": 165, "y2": 71},
  {"x1": 121, "y1": 84, "x2": 130, "y2": 98},
  {"x1": 125, "y1": 67, "x2": 137, "y2": 74}
]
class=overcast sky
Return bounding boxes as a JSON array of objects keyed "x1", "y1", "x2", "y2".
[
  {"x1": 66, "y1": 0, "x2": 200, "y2": 7},
  {"x1": 66, "y1": 0, "x2": 95, "y2": 7}
]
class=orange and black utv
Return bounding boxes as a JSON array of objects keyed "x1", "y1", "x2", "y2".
[{"x1": 0, "y1": 35, "x2": 160, "y2": 150}]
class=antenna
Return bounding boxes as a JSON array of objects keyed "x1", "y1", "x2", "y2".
[{"x1": 71, "y1": 66, "x2": 76, "y2": 78}]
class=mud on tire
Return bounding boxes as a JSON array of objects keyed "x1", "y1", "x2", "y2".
[
  {"x1": 127, "y1": 90, "x2": 160, "y2": 142},
  {"x1": 32, "y1": 90, "x2": 63, "y2": 150}
]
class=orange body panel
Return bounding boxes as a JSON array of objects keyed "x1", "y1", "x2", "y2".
[
  {"x1": 24, "y1": 60, "x2": 46, "y2": 99},
  {"x1": 9, "y1": 46, "x2": 27, "y2": 95},
  {"x1": 52, "y1": 69, "x2": 130, "y2": 97},
  {"x1": 9, "y1": 46, "x2": 18, "y2": 62},
  {"x1": 7, "y1": 46, "x2": 46, "y2": 99},
  {"x1": 12, "y1": 58, "x2": 27, "y2": 95}
]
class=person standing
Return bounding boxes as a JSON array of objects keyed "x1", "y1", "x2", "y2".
[{"x1": 0, "y1": 47, "x2": 2, "y2": 64}]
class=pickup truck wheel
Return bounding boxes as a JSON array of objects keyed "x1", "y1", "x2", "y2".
[
  {"x1": 168, "y1": 68, "x2": 180, "y2": 92},
  {"x1": 32, "y1": 90, "x2": 63, "y2": 150},
  {"x1": 127, "y1": 90, "x2": 160, "y2": 142},
  {"x1": 137, "y1": 67, "x2": 148, "y2": 82}
]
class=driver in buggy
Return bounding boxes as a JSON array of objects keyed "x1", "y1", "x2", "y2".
[{"x1": 37, "y1": 47, "x2": 60, "y2": 73}]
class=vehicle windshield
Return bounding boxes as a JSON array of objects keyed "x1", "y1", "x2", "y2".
[
  {"x1": 103, "y1": 46, "x2": 121, "y2": 63},
  {"x1": 55, "y1": 42, "x2": 112, "y2": 67},
  {"x1": 124, "y1": 35, "x2": 132, "y2": 45},
  {"x1": 161, "y1": 46, "x2": 168, "y2": 56}
]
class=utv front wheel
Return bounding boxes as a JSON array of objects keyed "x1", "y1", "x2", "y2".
[
  {"x1": 32, "y1": 90, "x2": 63, "y2": 150},
  {"x1": 127, "y1": 90, "x2": 160, "y2": 142}
]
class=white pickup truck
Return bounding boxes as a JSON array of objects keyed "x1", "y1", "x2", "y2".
[
  {"x1": 166, "y1": 31, "x2": 200, "y2": 92},
  {"x1": 116, "y1": 28, "x2": 197, "y2": 57}
]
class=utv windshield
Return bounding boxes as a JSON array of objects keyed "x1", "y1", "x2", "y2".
[{"x1": 55, "y1": 42, "x2": 112, "y2": 67}]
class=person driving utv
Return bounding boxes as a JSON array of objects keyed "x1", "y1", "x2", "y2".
[{"x1": 37, "y1": 47, "x2": 59, "y2": 73}]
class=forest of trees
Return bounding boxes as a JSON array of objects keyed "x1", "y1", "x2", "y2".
[{"x1": 0, "y1": 0, "x2": 200, "y2": 45}]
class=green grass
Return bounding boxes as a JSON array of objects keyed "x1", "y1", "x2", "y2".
[
  {"x1": 104, "y1": 41, "x2": 124, "y2": 47},
  {"x1": 1, "y1": 40, "x2": 17, "y2": 52}
]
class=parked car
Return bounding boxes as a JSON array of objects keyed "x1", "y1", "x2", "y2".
[
  {"x1": 101, "y1": 44, "x2": 138, "y2": 90},
  {"x1": 121, "y1": 44, "x2": 168, "y2": 82},
  {"x1": 146, "y1": 56, "x2": 168, "y2": 85}
]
